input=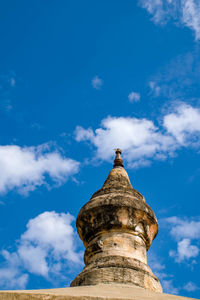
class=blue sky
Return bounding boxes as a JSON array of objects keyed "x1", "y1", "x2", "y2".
[{"x1": 0, "y1": 0, "x2": 200, "y2": 297}]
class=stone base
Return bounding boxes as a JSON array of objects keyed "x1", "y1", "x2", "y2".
[
  {"x1": 70, "y1": 256, "x2": 162, "y2": 293},
  {"x1": 0, "y1": 284, "x2": 196, "y2": 300}
]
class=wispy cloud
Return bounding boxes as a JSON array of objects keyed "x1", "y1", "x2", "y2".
[
  {"x1": 128, "y1": 91, "x2": 141, "y2": 103},
  {"x1": 75, "y1": 103, "x2": 200, "y2": 168},
  {"x1": 149, "y1": 81, "x2": 161, "y2": 97},
  {"x1": 0, "y1": 72, "x2": 16, "y2": 90},
  {"x1": 147, "y1": 50, "x2": 200, "y2": 101},
  {"x1": 0, "y1": 71, "x2": 17, "y2": 112},
  {"x1": 139, "y1": 0, "x2": 200, "y2": 40},
  {"x1": 182, "y1": 0, "x2": 200, "y2": 40},
  {"x1": 10, "y1": 77, "x2": 16, "y2": 87},
  {"x1": 184, "y1": 281, "x2": 200, "y2": 292},
  {"x1": 31, "y1": 122, "x2": 43, "y2": 131},
  {"x1": 0, "y1": 264, "x2": 28, "y2": 290},
  {"x1": 148, "y1": 251, "x2": 179, "y2": 294},
  {"x1": 162, "y1": 280, "x2": 179, "y2": 295},
  {"x1": 91, "y1": 75, "x2": 103, "y2": 90},
  {"x1": 0, "y1": 211, "x2": 83, "y2": 289},
  {"x1": 148, "y1": 246, "x2": 200, "y2": 295},
  {"x1": 0, "y1": 143, "x2": 80, "y2": 195}
]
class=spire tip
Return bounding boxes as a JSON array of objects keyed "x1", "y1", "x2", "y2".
[{"x1": 113, "y1": 148, "x2": 124, "y2": 168}]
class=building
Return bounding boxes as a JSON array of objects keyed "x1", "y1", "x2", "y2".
[{"x1": 0, "y1": 150, "x2": 198, "y2": 300}]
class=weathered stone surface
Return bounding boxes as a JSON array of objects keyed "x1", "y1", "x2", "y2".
[
  {"x1": 0, "y1": 284, "x2": 197, "y2": 300},
  {"x1": 71, "y1": 151, "x2": 162, "y2": 292}
]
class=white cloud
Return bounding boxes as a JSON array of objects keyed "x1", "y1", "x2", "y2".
[
  {"x1": 161, "y1": 216, "x2": 200, "y2": 263},
  {"x1": 128, "y1": 91, "x2": 141, "y2": 102},
  {"x1": 75, "y1": 103, "x2": 200, "y2": 168},
  {"x1": 0, "y1": 211, "x2": 83, "y2": 289},
  {"x1": 18, "y1": 245, "x2": 48, "y2": 277},
  {"x1": 169, "y1": 238, "x2": 199, "y2": 262},
  {"x1": 139, "y1": 0, "x2": 200, "y2": 40},
  {"x1": 75, "y1": 115, "x2": 175, "y2": 168},
  {"x1": 0, "y1": 144, "x2": 80, "y2": 195},
  {"x1": 20, "y1": 211, "x2": 81, "y2": 265},
  {"x1": 91, "y1": 75, "x2": 103, "y2": 90},
  {"x1": 75, "y1": 126, "x2": 94, "y2": 142},
  {"x1": 163, "y1": 104, "x2": 200, "y2": 144},
  {"x1": 163, "y1": 216, "x2": 200, "y2": 240},
  {"x1": 184, "y1": 281, "x2": 200, "y2": 292}
]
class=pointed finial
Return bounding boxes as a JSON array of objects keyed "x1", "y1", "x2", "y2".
[{"x1": 113, "y1": 148, "x2": 124, "y2": 168}]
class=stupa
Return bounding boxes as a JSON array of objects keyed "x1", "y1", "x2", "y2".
[
  {"x1": 71, "y1": 149, "x2": 162, "y2": 292},
  {"x1": 1, "y1": 150, "x2": 198, "y2": 299}
]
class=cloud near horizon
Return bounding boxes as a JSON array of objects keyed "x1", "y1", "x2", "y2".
[
  {"x1": 0, "y1": 144, "x2": 80, "y2": 195},
  {"x1": 75, "y1": 103, "x2": 200, "y2": 168},
  {"x1": 0, "y1": 211, "x2": 83, "y2": 289}
]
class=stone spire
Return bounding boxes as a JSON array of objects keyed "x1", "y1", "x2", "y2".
[{"x1": 71, "y1": 150, "x2": 162, "y2": 293}]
